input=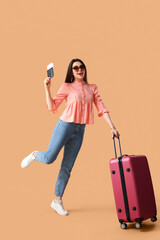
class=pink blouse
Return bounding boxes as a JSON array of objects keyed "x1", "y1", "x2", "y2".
[{"x1": 46, "y1": 80, "x2": 110, "y2": 124}]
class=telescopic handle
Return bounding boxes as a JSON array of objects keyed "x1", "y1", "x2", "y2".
[{"x1": 112, "y1": 134, "x2": 122, "y2": 158}]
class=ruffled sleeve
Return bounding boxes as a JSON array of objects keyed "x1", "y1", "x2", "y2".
[
  {"x1": 46, "y1": 82, "x2": 69, "y2": 113},
  {"x1": 92, "y1": 84, "x2": 110, "y2": 117}
]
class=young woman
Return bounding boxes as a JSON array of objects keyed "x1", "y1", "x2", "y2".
[{"x1": 21, "y1": 58, "x2": 120, "y2": 216}]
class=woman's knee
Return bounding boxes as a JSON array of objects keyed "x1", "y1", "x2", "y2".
[
  {"x1": 60, "y1": 166, "x2": 71, "y2": 177},
  {"x1": 44, "y1": 152, "x2": 58, "y2": 164}
]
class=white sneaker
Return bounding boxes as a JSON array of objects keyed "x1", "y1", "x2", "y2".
[
  {"x1": 50, "y1": 199, "x2": 68, "y2": 216},
  {"x1": 21, "y1": 151, "x2": 39, "y2": 168}
]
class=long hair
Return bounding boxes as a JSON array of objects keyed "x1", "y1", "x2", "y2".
[{"x1": 65, "y1": 58, "x2": 88, "y2": 83}]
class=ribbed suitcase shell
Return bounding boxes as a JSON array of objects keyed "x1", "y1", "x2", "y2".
[{"x1": 110, "y1": 154, "x2": 157, "y2": 223}]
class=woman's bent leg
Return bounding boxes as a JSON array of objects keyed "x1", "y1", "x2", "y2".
[
  {"x1": 34, "y1": 119, "x2": 76, "y2": 164},
  {"x1": 54, "y1": 124, "x2": 86, "y2": 197}
]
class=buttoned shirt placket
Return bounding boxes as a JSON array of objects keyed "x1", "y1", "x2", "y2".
[{"x1": 81, "y1": 84, "x2": 85, "y2": 124}]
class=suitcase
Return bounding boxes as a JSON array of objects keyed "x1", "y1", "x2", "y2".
[{"x1": 109, "y1": 134, "x2": 157, "y2": 229}]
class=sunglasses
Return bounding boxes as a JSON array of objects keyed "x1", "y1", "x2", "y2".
[{"x1": 72, "y1": 64, "x2": 85, "y2": 71}]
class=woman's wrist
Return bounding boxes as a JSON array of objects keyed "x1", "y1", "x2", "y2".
[{"x1": 45, "y1": 86, "x2": 50, "y2": 92}]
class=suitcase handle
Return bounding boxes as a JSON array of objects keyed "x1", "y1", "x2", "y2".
[{"x1": 112, "y1": 134, "x2": 122, "y2": 158}]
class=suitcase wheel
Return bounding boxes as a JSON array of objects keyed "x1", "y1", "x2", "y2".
[
  {"x1": 151, "y1": 217, "x2": 157, "y2": 222},
  {"x1": 120, "y1": 223, "x2": 127, "y2": 229},
  {"x1": 135, "y1": 222, "x2": 142, "y2": 229}
]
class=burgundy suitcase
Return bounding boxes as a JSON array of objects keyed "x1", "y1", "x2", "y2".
[{"x1": 109, "y1": 134, "x2": 157, "y2": 229}]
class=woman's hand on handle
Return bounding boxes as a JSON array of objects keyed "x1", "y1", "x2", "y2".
[
  {"x1": 44, "y1": 77, "x2": 51, "y2": 90},
  {"x1": 111, "y1": 127, "x2": 120, "y2": 138}
]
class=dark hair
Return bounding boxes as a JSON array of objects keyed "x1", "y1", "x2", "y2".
[{"x1": 65, "y1": 58, "x2": 88, "y2": 83}]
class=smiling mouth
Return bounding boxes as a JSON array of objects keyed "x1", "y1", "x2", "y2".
[{"x1": 78, "y1": 73, "x2": 83, "y2": 75}]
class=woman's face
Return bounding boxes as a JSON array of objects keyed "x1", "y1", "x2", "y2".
[{"x1": 72, "y1": 61, "x2": 85, "y2": 81}]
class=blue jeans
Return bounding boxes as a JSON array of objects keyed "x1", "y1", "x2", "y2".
[{"x1": 35, "y1": 119, "x2": 86, "y2": 197}]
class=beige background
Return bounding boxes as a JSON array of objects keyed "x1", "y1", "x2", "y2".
[{"x1": 0, "y1": 0, "x2": 160, "y2": 239}]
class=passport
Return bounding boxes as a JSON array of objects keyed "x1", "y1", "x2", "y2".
[{"x1": 47, "y1": 63, "x2": 54, "y2": 78}]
